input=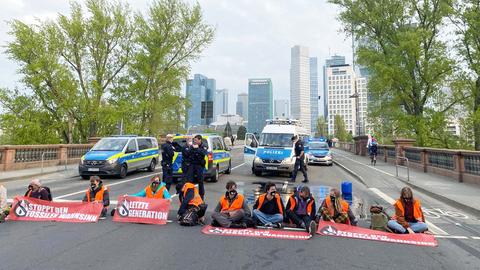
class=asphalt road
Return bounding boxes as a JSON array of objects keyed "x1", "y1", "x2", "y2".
[{"x1": 1, "y1": 147, "x2": 479, "y2": 270}]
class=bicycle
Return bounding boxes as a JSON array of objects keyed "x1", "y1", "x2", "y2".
[{"x1": 370, "y1": 153, "x2": 377, "y2": 166}]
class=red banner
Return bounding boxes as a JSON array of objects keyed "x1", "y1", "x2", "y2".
[
  {"x1": 8, "y1": 196, "x2": 103, "y2": 223},
  {"x1": 113, "y1": 196, "x2": 170, "y2": 225},
  {"x1": 202, "y1": 225, "x2": 311, "y2": 240},
  {"x1": 316, "y1": 221, "x2": 438, "y2": 247}
]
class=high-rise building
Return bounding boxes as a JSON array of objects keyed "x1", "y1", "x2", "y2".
[
  {"x1": 248, "y1": 79, "x2": 273, "y2": 134},
  {"x1": 236, "y1": 93, "x2": 248, "y2": 120},
  {"x1": 185, "y1": 74, "x2": 216, "y2": 128},
  {"x1": 309, "y1": 57, "x2": 319, "y2": 133},
  {"x1": 323, "y1": 55, "x2": 346, "y2": 118},
  {"x1": 274, "y1": 99, "x2": 289, "y2": 118},
  {"x1": 356, "y1": 76, "x2": 368, "y2": 135},
  {"x1": 326, "y1": 64, "x2": 358, "y2": 135},
  {"x1": 214, "y1": 89, "x2": 229, "y2": 120},
  {"x1": 290, "y1": 45, "x2": 311, "y2": 133}
]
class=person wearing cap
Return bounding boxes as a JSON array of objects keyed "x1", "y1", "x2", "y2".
[
  {"x1": 24, "y1": 179, "x2": 50, "y2": 201},
  {"x1": 211, "y1": 181, "x2": 251, "y2": 228},
  {"x1": 131, "y1": 175, "x2": 171, "y2": 199},
  {"x1": 291, "y1": 135, "x2": 308, "y2": 183},
  {"x1": 161, "y1": 134, "x2": 176, "y2": 191},
  {"x1": 82, "y1": 176, "x2": 110, "y2": 219},
  {"x1": 0, "y1": 184, "x2": 8, "y2": 222}
]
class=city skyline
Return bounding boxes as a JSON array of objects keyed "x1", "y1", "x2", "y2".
[
  {"x1": 290, "y1": 45, "x2": 312, "y2": 133},
  {"x1": 248, "y1": 78, "x2": 273, "y2": 134}
]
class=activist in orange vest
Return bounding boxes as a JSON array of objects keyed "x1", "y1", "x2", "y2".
[
  {"x1": 211, "y1": 181, "x2": 251, "y2": 228},
  {"x1": 82, "y1": 176, "x2": 110, "y2": 219},
  {"x1": 318, "y1": 188, "x2": 356, "y2": 225},
  {"x1": 285, "y1": 185, "x2": 317, "y2": 235},
  {"x1": 131, "y1": 175, "x2": 171, "y2": 199},
  {"x1": 177, "y1": 181, "x2": 207, "y2": 225},
  {"x1": 252, "y1": 182, "x2": 284, "y2": 228},
  {"x1": 387, "y1": 187, "x2": 428, "y2": 234}
]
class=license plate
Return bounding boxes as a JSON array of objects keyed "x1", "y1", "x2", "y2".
[
  {"x1": 88, "y1": 168, "x2": 100, "y2": 172},
  {"x1": 266, "y1": 166, "x2": 278, "y2": 170}
]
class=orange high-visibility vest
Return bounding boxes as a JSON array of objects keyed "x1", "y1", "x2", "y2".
[
  {"x1": 288, "y1": 195, "x2": 314, "y2": 216},
  {"x1": 182, "y1": 183, "x2": 203, "y2": 207},
  {"x1": 325, "y1": 196, "x2": 349, "y2": 216},
  {"x1": 257, "y1": 193, "x2": 284, "y2": 215},
  {"x1": 145, "y1": 185, "x2": 166, "y2": 199},
  {"x1": 394, "y1": 199, "x2": 424, "y2": 222},
  {"x1": 85, "y1": 186, "x2": 108, "y2": 202},
  {"x1": 220, "y1": 194, "x2": 244, "y2": 211}
]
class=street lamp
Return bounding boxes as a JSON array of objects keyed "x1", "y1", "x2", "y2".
[{"x1": 349, "y1": 91, "x2": 361, "y2": 136}]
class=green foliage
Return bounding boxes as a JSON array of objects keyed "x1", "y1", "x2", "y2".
[
  {"x1": 315, "y1": 116, "x2": 328, "y2": 137},
  {"x1": 334, "y1": 115, "x2": 350, "y2": 141},
  {"x1": 237, "y1": 125, "x2": 247, "y2": 140}
]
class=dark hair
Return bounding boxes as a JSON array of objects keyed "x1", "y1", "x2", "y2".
[
  {"x1": 194, "y1": 135, "x2": 203, "y2": 141},
  {"x1": 300, "y1": 186, "x2": 310, "y2": 195},
  {"x1": 226, "y1": 181, "x2": 236, "y2": 190},
  {"x1": 265, "y1": 182, "x2": 276, "y2": 192},
  {"x1": 90, "y1": 175, "x2": 101, "y2": 182},
  {"x1": 291, "y1": 135, "x2": 298, "y2": 141}
]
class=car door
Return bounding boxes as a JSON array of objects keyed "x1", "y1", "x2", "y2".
[
  {"x1": 211, "y1": 137, "x2": 222, "y2": 171},
  {"x1": 125, "y1": 139, "x2": 139, "y2": 169},
  {"x1": 137, "y1": 138, "x2": 153, "y2": 168},
  {"x1": 244, "y1": 133, "x2": 258, "y2": 166}
]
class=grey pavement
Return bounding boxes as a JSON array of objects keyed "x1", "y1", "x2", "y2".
[{"x1": 0, "y1": 164, "x2": 79, "y2": 183}]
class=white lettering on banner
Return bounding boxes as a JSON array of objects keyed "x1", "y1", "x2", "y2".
[
  {"x1": 208, "y1": 228, "x2": 311, "y2": 240},
  {"x1": 57, "y1": 213, "x2": 97, "y2": 222},
  {"x1": 26, "y1": 211, "x2": 58, "y2": 219},
  {"x1": 127, "y1": 209, "x2": 168, "y2": 220},
  {"x1": 127, "y1": 201, "x2": 150, "y2": 210},
  {"x1": 331, "y1": 229, "x2": 436, "y2": 246}
]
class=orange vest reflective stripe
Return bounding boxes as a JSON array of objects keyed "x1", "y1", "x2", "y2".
[
  {"x1": 145, "y1": 185, "x2": 166, "y2": 199},
  {"x1": 26, "y1": 190, "x2": 32, "y2": 197},
  {"x1": 288, "y1": 195, "x2": 314, "y2": 216},
  {"x1": 257, "y1": 194, "x2": 284, "y2": 215},
  {"x1": 182, "y1": 183, "x2": 203, "y2": 207},
  {"x1": 220, "y1": 194, "x2": 244, "y2": 211},
  {"x1": 394, "y1": 199, "x2": 423, "y2": 221},
  {"x1": 86, "y1": 186, "x2": 108, "y2": 202},
  {"x1": 325, "y1": 196, "x2": 349, "y2": 217}
]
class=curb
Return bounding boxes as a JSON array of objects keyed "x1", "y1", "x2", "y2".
[
  {"x1": 0, "y1": 169, "x2": 79, "y2": 183},
  {"x1": 332, "y1": 160, "x2": 368, "y2": 187}
]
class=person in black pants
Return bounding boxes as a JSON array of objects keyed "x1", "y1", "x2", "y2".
[
  {"x1": 161, "y1": 134, "x2": 176, "y2": 192},
  {"x1": 291, "y1": 135, "x2": 308, "y2": 183},
  {"x1": 285, "y1": 185, "x2": 317, "y2": 235},
  {"x1": 188, "y1": 135, "x2": 208, "y2": 199}
]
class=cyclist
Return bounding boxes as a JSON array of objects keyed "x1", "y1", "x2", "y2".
[{"x1": 369, "y1": 138, "x2": 378, "y2": 166}]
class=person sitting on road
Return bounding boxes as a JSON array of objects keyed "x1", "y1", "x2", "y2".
[
  {"x1": 131, "y1": 175, "x2": 171, "y2": 199},
  {"x1": 0, "y1": 184, "x2": 9, "y2": 223},
  {"x1": 82, "y1": 176, "x2": 110, "y2": 219},
  {"x1": 387, "y1": 187, "x2": 428, "y2": 234},
  {"x1": 211, "y1": 181, "x2": 251, "y2": 229},
  {"x1": 317, "y1": 188, "x2": 357, "y2": 225},
  {"x1": 285, "y1": 185, "x2": 317, "y2": 234},
  {"x1": 252, "y1": 182, "x2": 285, "y2": 228},
  {"x1": 24, "y1": 179, "x2": 50, "y2": 201},
  {"x1": 177, "y1": 181, "x2": 207, "y2": 226}
]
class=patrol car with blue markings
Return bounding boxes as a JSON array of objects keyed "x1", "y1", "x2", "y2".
[
  {"x1": 305, "y1": 138, "x2": 333, "y2": 166},
  {"x1": 79, "y1": 136, "x2": 159, "y2": 179},
  {"x1": 171, "y1": 134, "x2": 231, "y2": 182},
  {"x1": 244, "y1": 119, "x2": 309, "y2": 177}
]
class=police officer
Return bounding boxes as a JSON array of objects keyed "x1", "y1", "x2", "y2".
[
  {"x1": 179, "y1": 136, "x2": 193, "y2": 191},
  {"x1": 291, "y1": 135, "x2": 309, "y2": 183},
  {"x1": 188, "y1": 134, "x2": 208, "y2": 199},
  {"x1": 161, "y1": 134, "x2": 176, "y2": 191}
]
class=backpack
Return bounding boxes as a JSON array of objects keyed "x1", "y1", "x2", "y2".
[
  {"x1": 179, "y1": 208, "x2": 199, "y2": 226},
  {"x1": 370, "y1": 205, "x2": 391, "y2": 232},
  {"x1": 42, "y1": 187, "x2": 53, "y2": 201}
]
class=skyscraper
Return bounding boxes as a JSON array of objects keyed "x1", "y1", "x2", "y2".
[
  {"x1": 290, "y1": 45, "x2": 311, "y2": 133},
  {"x1": 185, "y1": 74, "x2": 216, "y2": 128},
  {"x1": 214, "y1": 89, "x2": 229, "y2": 120},
  {"x1": 309, "y1": 57, "x2": 319, "y2": 133},
  {"x1": 323, "y1": 55, "x2": 346, "y2": 118},
  {"x1": 236, "y1": 93, "x2": 248, "y2": 120},
  {"x1": 274, "y1": 99, "x2": 289, "y2": 118},
  {"x1": 248, "y1": 79, "x2": 273, "y2": 134}
]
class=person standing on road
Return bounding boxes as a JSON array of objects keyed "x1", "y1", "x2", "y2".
[
  {"x1": 387, "y1": 187, "x2": 428, "y2": 234},
  {"x1": 83, "y1": 176, "x2": 110, "y2": 219},
  {"x1": 0, "y1": 185, "x2": 8, "y2": 222},
  {"x1": 285, "y1": 185, "x2": 317, "y2": 235},
  {"x1": 177, "y1": 181, "x2": 207, "y2": 225},
  {"x1": 211, "y1": 181, "x2": 251, "y2": 229},
  {"x1": 180, "y1": 136, "x2": 193, "y2": 189},
  {"x1": 161, "y1": 134, "x2": 176, "y2": 192},
  {"x1": 25, "y1": 179, "x2": 50, "y2": 201},
  {"x1": 132, "y1": 175, "x2": 171, "y2": 199},
  {"x1": 188, "y1": 135, "x2": 208, "y2": 199},
  {"x1": 291, "y1": 135, "x2": 308, "y2": 183},
  {"x1": 317, "y1": 188, "x2": 356, "y2": 225},
  {"x1": 252, "y1": 182, "x2": 284, "y2": 228}
]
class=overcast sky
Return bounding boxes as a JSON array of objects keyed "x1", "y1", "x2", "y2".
[{"x1": 0, "y1": 0, "x2": 353, "y2": 114}]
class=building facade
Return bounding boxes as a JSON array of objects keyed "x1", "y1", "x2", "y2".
[
  {"x1": 248, "y1": 79, "x2": 273, "y2": 134},
  {"x1": 310, "y1": 57, "x2": 319, "y2": 133},
  {"x1": 185, "y1": 74, "x2": 216, "y2": 128},
  {"x1": 236, "y1": 93, "x2": 248, "y2": 120},
  {"x1": 323, "y1": 55, "x2": 346, "y2": 119},
  {"x1": 214, "y1": 89, "x2": 229, "y2": 121},
  {"x1": 274, "y1": 99, "x2": 290, "y2": 118},
  {"x1": 290, "y1": 45, "x2": 311, "y2": 133}
]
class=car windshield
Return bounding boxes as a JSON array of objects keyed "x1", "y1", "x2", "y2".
[
  {"x1": 172, "y1": 138, "x2": 209, "y2": 152},
  {"x1": 91, "y1": 138, "x2": 128, "y2": 151},
  {"x1": 259, "y1": 133, "x2": 293, "y2": 147},
  {"x1": 309, "y1": 142, "x2": 329, "y2": 150}
]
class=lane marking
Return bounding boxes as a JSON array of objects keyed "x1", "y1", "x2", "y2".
[
  {"x1": 231, "y1": 163, "x2": 245, "y2": 171},
  {"x1": 369, "y1": 187, "x2": 449, "y2": 236},
  {"x1": 472, "y1": 236, "x2": 480, "y2": 240},
  {"x1": 434, "y1": 235, "x2": 469, "y2": 239},
  {"x1": 334, "y1": 151, "x2": 395, "y2": 177}
]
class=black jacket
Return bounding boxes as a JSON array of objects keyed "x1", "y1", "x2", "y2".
[
  {"x1": 161, "y1": 141, "x2": 175, "y2": 165},
  {"x1": 189, "y1": 144, "x2": 208, "y2": 166}
]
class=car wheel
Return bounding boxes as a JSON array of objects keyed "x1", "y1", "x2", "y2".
[
  {"x1": 119, "y1": 164, "x2": 128, "y2": 179},
  {"x1": 81, "y1": 175, "x2": 89, "y2": 180},
  {"x1": 225, "y1": 160, "x2": 231, "y2": 174},
  {"x1": 210, "y1": 166, "x2": 219, "y2": 182},
  {"x1": 254, "y1": 170, "x2": 262, "y2": 177},
  {"x1": 147, "y1": 159, "x2": 156, "y2": 172}
]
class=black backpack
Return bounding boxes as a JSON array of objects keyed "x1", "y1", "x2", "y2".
[
  {"x1": 179, "y1": 208, "x2": 199, "y2": 226},
  {"x1": 42, "y1": 187, "x2": 53, "y2": 201}
]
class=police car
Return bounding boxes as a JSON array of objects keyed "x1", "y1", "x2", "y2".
[
  {"x1": 171, "y1": 134, "x2": 232, "y2": 182},
  {"x1": 79, "y1": 136, "x2": 159, "y2": 179},
  {"x1": 305, "y1": 138, "x2": 333, "y2": 166}
]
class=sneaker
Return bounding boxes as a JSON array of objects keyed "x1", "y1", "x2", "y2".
[
  {"x1": 198, "y1": 216, "x2": 206, "y2": 225},
  {"x1": 230, "y1": 222, "x2": 247, "y2": 229},
  {"x1": 302, "y1": 179, "x2": 309, "y2": 183},
  {"x1": 299, "y1": 222, "x2": 306, "y2": 229},
  {"x1": 274, "y1": 223, "x2": 283, "y2": 229},
  {"x1": 308, "y1": 221, "x2": 317, "y2": 236},
  {"x1": 264, "y1": 223, "x2": 274, "y2": 228},
  {"x1": 110, "y1": 209, "x2": 116, "y2": 216},
  {"x1": 99, "y1": 215, "x2": 107, "y2": 220}
]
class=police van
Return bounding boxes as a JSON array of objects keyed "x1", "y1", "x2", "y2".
[
  {"x1": 305, "y1": 138, "x2": 333, "y2": 166},
  {"x1": 244, "y1": 119, "x2": 309, "y2": 177},
  {"x1": 79, "y1": 135, "x2": 159, "y2": 179},
  {"x1": 171, "y1": 134, "x2": 231, "y2": 182}
]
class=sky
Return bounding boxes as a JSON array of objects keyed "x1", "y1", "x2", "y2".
[{"x1": 0, "y1": 0, "x2": 353, "y2": 115}]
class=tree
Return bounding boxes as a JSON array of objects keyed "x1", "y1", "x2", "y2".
[
  {"x1": 237, "y1": 125, "x2": 247, "y2": 140},
  {"x1": 315, "y1": 116, "x2": 328, "y2": 137},
  {"x1": 330, "y1": 0, "x2": 458, "y2": 146},
  {"x1": 223, "y1": 122, "x2": 233, "y2": 138},
  {"x1": 334, "y1": 115, "x2": 349, "y2": 141}
]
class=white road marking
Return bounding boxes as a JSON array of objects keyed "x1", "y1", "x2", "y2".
[
  {"x1": 434, "y1": 235, "x2": 469, "y2": 239},
  {"x1": 369, "y1": 187, "x2": 449, "y2": 236},
  {"x1": 472, "y1": 236, "x2": 480, "y2": 240},
  {"x1": 231, "y1": 163, "x2": 245, "y2": 171},
  {"x1": 335, "y1": 152, "x2": 395, "y2": 177}
]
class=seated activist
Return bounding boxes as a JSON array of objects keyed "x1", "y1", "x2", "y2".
[
  {"x1": 82, "y1": 176, "x2": 110, "y2": 219},
  {"x1": 0, "y1": 184, "x2": 9, "y2": 223},
  {"x1": 317, "y1": 188, "x2": 357, "y2": 225},
  {"x1": 177, "y1": 181, "x2": 207, "y2": 226},
  {"x1": 252, "y1": 182, "x2": 285, "y2": 228},
  {"x1": 131, "y1": 175, "x2": 171, "y2": 199},
  {"x1": 211, "y1": 181, "x2": 251, "y2": 229},
  {"x1": 285, "y1": 185, "x2": 317, "y2": 234},
  {"x1": 24, "y1": 179, "x2": 51, "y2": 201},
  {"x1": 387, "y1": 187, "x2": 428, "y2": 234}
]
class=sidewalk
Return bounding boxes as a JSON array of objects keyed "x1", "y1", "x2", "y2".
[
  {"x1": 0, "y1": 164, "x2": 79, "y2": 182},
  {"x1": 332, "y1": 149, "x2": 480, "y2": 217}
]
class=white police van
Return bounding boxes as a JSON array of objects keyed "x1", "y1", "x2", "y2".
[{"x1": 244, "y1": 119, "x2": 309, "y2": 177}]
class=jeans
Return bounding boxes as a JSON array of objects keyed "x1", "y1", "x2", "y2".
[
  {"x1": 387, "y1": 220, "x2": 428, "y2": 233},
  {"x1": 252, "y1": 209, "x2": 283, "y2": 225},
  {"x1": 211, "y1": 209, "x2": 245, "y2": 228},
  {"x1": 291, "y1": 158, "x2": 308, "y2": 182}
]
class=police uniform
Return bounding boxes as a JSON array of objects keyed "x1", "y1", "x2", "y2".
[
  {"x1": 291, "y1": 139, "x2": 308, "y2": 182},
  {"x1": 188, "y1": 142, "x2": 208, "y2": 199},
  {"x1": 161, "y1": 140, "x2": 175, "y2": 191}
]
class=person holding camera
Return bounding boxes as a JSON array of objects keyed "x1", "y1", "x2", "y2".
[
  {"x1": 188, "y1": 135, "x2": 208, "y2": 199},
  {"x1": 252, "y1": 182, "x2": 285, "y2": 228},
  {"x1": 211, "y1": 181, "x2": 251, "y2": 228}
]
